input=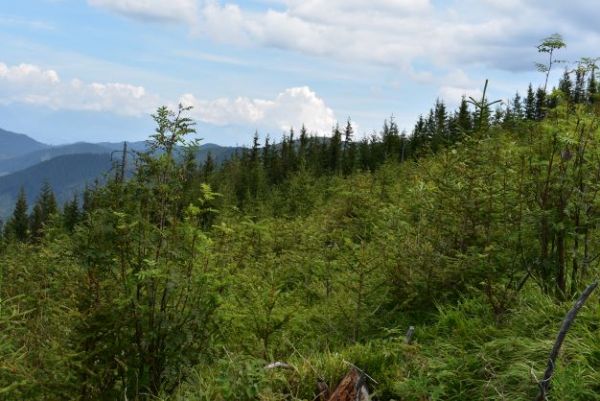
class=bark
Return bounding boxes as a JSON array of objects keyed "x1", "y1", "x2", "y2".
[
  {"x1": 327, "y1": 368, "x2": 370, "y2": 401},
  {"x1": 535, "y1": 281, "x2": 598, "y2": 401}
]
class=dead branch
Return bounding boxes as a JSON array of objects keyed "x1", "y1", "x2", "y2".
[{"x1": 535, "y1": 281, "x2": 598, "y2": 401}]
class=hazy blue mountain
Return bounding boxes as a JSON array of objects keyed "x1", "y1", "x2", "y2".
[
  {"x1": 0, "y1": 142, "x2": 112, "y2": 176},
  {"x1": 0, "y1": 128, "x2": 49, "y2": 160},
  {"x1": 97, "y1": 141, "x2": 240, "y2": 164},
  {"x1": 96, "y1": 141, "x2": 148, "y2": 153},
  {"x1": 194, "y1": 143, "x2": 241, "y2": 164},
  {"x1": 0, "y1": 126, "x2": 244, "y2": 218},
  {"x1": 0, "y1": 153, "x2": 112, "y2": 218},
  {"x1": 93, "y1": 141, "x2": 241, "y2": 165}
]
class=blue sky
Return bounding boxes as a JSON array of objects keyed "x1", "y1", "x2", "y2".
[{"x1": 0, "y1": 0, "x2": 598, "y2": 145}]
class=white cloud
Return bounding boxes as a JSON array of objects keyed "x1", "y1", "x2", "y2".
[
  {"x1": 85, "y1": 0, "x2": 600, "y2": 79},
  {"x1": 436, "y1": 69, "x2": 483, "y2": 105},
  {"x1": 195, "y1": 0, "x2": 600, "y2": 73},
  {"x1": 88, "y1": 0, "x2": 198, "y2": 25},
  {"x1": 0, "y1": 63, "x2": 60, "y2": 84},
  {"x1": 0, "y1": 61, "x2": 337, "y2": 134},
  {"x1": 0, "y1": 62, "x2": 160, "y2": 116},
  {"x1": 439, "y1": 86, "x2": 483, "y2": 107},
  {"x1": 84, "y1": 0, "x2": 600, "y2": 77},
  {"x1": 180, "y1": 86, "x2": 336, "y2": 134}
]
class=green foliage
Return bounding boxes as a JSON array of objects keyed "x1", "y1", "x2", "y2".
[
  {"x1": 537, "y1": 33, "x2": 567, "y2": 91},
  {"x1": 6, "y1": 55, "x2": 600, "y2": 401},
  {"x1": 4, "y1": 188, "x2": 29, "y2": 242},
  {"x1": 68, "y1": 105, "x2": 221, "y2": 400},
  {"x1": 0, "y1": 241, "x2": 82, "y2": 399},
  {"x1": 29, "y1": 181, "x2": 58, "y2": 241},
  {"x1": 62, "y1": 194, "x2": 81, "y2": 232},
  {"x1": 170, "y1": 289, "x2": 600, "y2": 401},
  {"x1": 537, "y1": 33, "x2": 566, "y2": 55}
]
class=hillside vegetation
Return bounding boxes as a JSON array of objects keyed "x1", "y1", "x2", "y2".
[{"x1": 2, "y1": 39, "x2": 600, "y2": 401}]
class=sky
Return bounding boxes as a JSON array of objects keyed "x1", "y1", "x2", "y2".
[{"x1": 0, "y1": 0, "x2": 598, "y2": 145}]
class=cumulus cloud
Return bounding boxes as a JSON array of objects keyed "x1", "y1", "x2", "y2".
[
  {"x1": 85, "y1": 0, "x2": 600, "y2": 76},
  {"x1": 180, "y1": 86, "x2": 336, "y2": 134},
  {"x1": 88, "y1": 0, "x2": 198, "y2": 25},
  {"x1": 0, "y1": 62, "x2": 337, "y2": 133},
  {"x1": 195, "y1": 0, "x2": 600, "y2": 73},
  {"x1": 0, "y1": 62, "x2": 160, "y2": 116},
  {"x1": 0, "y1": 63, "x2": 60, "y2": 85},
  {"x1": 85, "y1": 0, "x2": 600, "y2": 75}
]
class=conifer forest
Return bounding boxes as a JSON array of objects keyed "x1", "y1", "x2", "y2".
[{"x1": 4, "y1": 33, "x2": 600, "y2": 401}]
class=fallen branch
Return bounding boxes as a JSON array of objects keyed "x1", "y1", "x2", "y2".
[{"x1": 535, "y1": 281, "x2": 598, "y2": 401}]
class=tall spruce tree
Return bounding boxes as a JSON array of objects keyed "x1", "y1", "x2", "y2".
[
  {"x1": 424, "y1": 109, "x2": 436, "y2": 144},
  {"x1": 457, "y1": 96, "x2": 472, "y2": 131},
  {"x1": 558, "y1": 69, "x2": 573, "y2": 100},
  {"x1": 512, "y1": 92, "x2": 524, "y2": 120},
  {"x1": 573, "y1": 65, "x2": 586, "y2": 104},
  {"x1": 262, "y1": 135, "x2": 272, "y2": 170},
  {"x1": 201, "y1": 151, "x2": 215, "y2": 181},
  {"x1": 381, "y1": 117, "x2": 401, "y2": 159},
  {"x1": 298, "y1": 125, "x2": 309, "y2": 169},
  {"x1": 411, "y1": 114, "x2": 426, "y2": 157},
  {"x1": 62, "y1": 195, "x2": 81, "y2": 232},
  {"x1": 525, "y1": 84, "x2": 536, "y2": 120},
  {"x1": 250, "y1": 131, "x2": 260, "y2": 164},
  {"x1": 6, "y1": 188, "x2": 29, "y2": 242},
  {"x1": 433, "y1": 100, "x2": 448, "y2": 147},
  {"x1": 30, "y1": 181, "x2": 57, "y2": 240},
  {"x1": 342, "y1": 118, "x2": 355, "y2": 176},
  {"x1": 329, "y1": 124, "x2": 343, "y2": 173},
  {"x1": 29, "y1": 204, "x2": 44, "y2": 241}
]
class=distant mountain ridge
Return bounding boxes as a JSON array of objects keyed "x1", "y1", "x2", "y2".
[
  {"x1": 0, "y1": 142, "x2": 111, "y2": 176},
  {"x1": 0, "y1": 128, "x2": 49, "y2": 160},
  {"x1": 96, "y1": 141, "x2": 148, "y2": 153},
  {"x1": 0, "y1": 128, "x2": 243, "y2": 218},
  {"x1": 0, "y1": 153, "x2": 113, "y2": 218}
]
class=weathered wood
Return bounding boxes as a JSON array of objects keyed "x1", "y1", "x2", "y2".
[
  {"x1": 405, "y1": 326, "x2": 415, "y2": 344},
  {"x1": 327, "y1": 368, "x2": 370, "y2": 401},
  {"x1": 535, "y1": 281, "x2": 598, "y2": 401}
]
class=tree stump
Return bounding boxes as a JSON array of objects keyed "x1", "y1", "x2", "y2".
[{"x1": 327, "y1": 368, "x2": 370, "y2": 401}]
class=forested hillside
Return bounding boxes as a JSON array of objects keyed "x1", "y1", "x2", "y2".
[
  {"x1": 0, "y1": 140, "x2": 241, "y2": 219},
  {"x1": 0, "y1": 142, "x2": 111, "y2": 175},
  {"x1": 0, "y1": 153, "x2": 112, "y2": 213},
  {"x1": 3, "y1": 37, "x2": 600, "y2": 401},
  {"x1": 0, "y1": 128, "x2": 48, "y2": 160}
]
